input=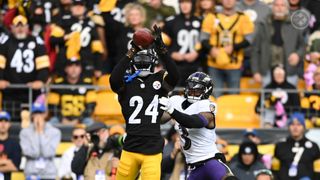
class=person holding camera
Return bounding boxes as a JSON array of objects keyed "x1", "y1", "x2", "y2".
[{"x1": 71, "y1": 122, "x2": 121, "y2": 179}]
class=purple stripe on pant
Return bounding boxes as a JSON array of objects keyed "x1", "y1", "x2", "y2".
[{"x1": 188, "y1": 159, "x2": 228, "y2": 180}]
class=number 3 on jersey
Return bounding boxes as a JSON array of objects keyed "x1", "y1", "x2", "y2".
[
  {"x1": 10, "y1": 49, "x2": 34, "y2": 73},
  {"x1": 129, "y1": 95, "x2": 159, "y2": 124}
]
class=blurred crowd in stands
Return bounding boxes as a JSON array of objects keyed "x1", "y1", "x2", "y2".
[{"x1": 0, "y1": 0, "x2": 318, "y2": 179}]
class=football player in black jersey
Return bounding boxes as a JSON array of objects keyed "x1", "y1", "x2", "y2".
[
  {"x1": 110, "y1": 25, "x2": 178, "y2": 180},
  {"x1": 50, "y1": 0, "x2": 104, "y2": 77},
  {"x1": 0, "y1": 15, "x2": 50, "y2": 121},
  {"x1": 163, "y1": 0, "x2": 202, "y2": 86}
]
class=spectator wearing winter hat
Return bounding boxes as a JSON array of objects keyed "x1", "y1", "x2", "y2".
[
  {"x1": 272, "y1": 112, "x2": 320, "y2": 180},
  {"x1": 230, "y1": 142, "x2": 266, "y2": 180},
  {"x1": 19, "y1": 103, "x2": 61, "y2": 179},
  {"x1": 0, "y1": 111, "x2": 21, "y2": 180}
]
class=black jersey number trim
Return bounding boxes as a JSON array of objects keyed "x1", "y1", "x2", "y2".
[{"x1": 128, "y1": 95, "x2": 159, "y2": 124}]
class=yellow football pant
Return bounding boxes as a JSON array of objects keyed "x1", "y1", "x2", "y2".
[{"x1": 116, "y1": 150, "x2": 162, "y2": 180}]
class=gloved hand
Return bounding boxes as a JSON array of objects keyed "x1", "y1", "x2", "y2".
[
  {"x1": 126, "y1": 41, "x2": 142, "y2": 59},
  {"x1": 153, "y1": 25, "x2": 167, "y2": 55},
  {"x1": 159, "y1": 97, "x2": 174, "y2": 114}
]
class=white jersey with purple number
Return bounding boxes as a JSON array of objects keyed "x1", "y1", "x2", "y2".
[{"x1": 170, "y1": 95, "x2": 220, "y2": 164}]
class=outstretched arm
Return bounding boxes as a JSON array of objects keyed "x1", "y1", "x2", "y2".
[
  {"x1": 153, "y1": 25, "x2": 179, "y2": 88},
  {"x1": 159, "y1": 97, "x2": 215, "y2": 128}
]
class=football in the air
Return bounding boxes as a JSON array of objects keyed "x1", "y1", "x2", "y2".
[{"x1": 133, "y1": 28, "x2": 154, "y2": 48}]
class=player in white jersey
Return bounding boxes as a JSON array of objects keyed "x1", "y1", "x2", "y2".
[{"x1": 159, "y1": 72, "x2": 230, "y2": 180}]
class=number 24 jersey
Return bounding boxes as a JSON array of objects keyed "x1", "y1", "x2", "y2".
[{"x1": 118, "y1": 70, "x2": 168, "y2": 155}]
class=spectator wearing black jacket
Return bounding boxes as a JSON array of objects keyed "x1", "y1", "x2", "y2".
[{"x1": 272, "y1": 112, "x2": 320, "y2": 180}]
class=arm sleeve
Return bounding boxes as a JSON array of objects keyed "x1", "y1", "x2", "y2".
[
  {"x1": 39, "y1": 129, "x2": 61, "y2": 158},
  {"x1": 109, "y1": 55, "x2": 131, "y2": 93},
  {"x1": 19, "y1": 130, "x2": 41, "y2": 158},
  {"x1": 296, "y1": 31, "x2": 305, "y2": 58},
  {"x1": 159, "y1": 52, "x2": 179, "y2": 88},
  {"x1": 10, "y1": 141, "x2": 22, "y2": 170},
  {"x1": 36, "y1": 68, "x2": 49, "y2": 82},
  {"x1": 250, "y1": 23, "x2": 262, "y2": 74},
  {"x1": 233, "y1": 39, "x2": 250, "y2": 51},
  {"x1": 0, "y1": 40, "x2": 8, "y2": 79},
  {"x1": 71, "y1": 146, "x2": 88, "y2": 176},
  {"x1": 171, "y1": 109, "x2": 208, "y2": 128}
]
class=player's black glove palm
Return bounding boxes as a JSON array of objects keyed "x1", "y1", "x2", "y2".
[{"x1": 153, "y1": 25, "x2": 167, "y2": 55}]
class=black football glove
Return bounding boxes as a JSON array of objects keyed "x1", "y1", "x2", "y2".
[
  {"x1": 153, "y1": 25, "x2": 167, "y2": 55},
  {"x1": 126, "y1": 41, "x2": 142, "y2": 59}
]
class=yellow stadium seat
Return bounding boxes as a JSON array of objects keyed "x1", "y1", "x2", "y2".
[
  {"x1": 94, "y1": 91, "x2": 124, "y2": 124},
  {"x1": 56, "y1": 142, "x2": 74, "y2": 156},
  {"x1": 96, "y1": 74, "x2": 111, "y2": 91},
  {"x1": 11, "y1": 172, "x2": 25, "y2": 180},
  {"x1": 216, "y1": 95, "x2": 260, "y2": 128},
  {"x1": 240, "y1": 77, "x2": 261, "y2": 94}
]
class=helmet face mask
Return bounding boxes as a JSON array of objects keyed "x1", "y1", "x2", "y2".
[
  {"x1": 131, "y1": 49, "x2": 158, "y2": 77},
  {"x1": 184, "y1": 72, "x2": 213, "y2": 103}
]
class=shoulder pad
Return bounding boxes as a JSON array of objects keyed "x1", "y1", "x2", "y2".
[
  {"x1": 165, "y1": 16, "x2": 175, "y2": 22},
  {"x1": 83, "y1": 77, "x2": 93, "y2": 83},
  {"x1": 54, "y1": 77, "x2": 64, "y2": 84},
  {"x1": 36, "y1": 36, "x2": 44, "y2": 45}
]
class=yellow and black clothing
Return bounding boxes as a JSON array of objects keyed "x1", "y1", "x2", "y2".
[
  {"x1": 0, "y1": 34, "x2": 49, "y2": 102},
  {"x1": 301, "y1": 85, "x2": 320, "y2": 127},
  {"x1": 48, "y1": 76, "x2": 97, "y2": 121},
  {"x1": 201, "y1": 12, "x2": 254, "y2": 70},
  {"x1": 50, "y1": 15, "x2": 104, "y2": 76},
  {"x1": 110, "y1": 48, "x2": 178, "y2": 179}
]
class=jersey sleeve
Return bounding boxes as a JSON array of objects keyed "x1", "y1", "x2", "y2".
[
  {"x1": 201, "y1": 13, "x2": 215, "y2": 34},
  {"x1": 0, "y1": 37, "x2": 8, "y2": 74},
  {"x1": 198, "y1": 100, "x2": 217, "y2": 116},
  {"x1": 35, "y1": 37, "x2": 50, "y2": 70},
  {"x1": 83, "y1": 77, "x2": 97, "y2": 104},
  {"x1": 240, "y1": 14, "x2": 254, "y2": 35},
  {"x1": 48, "y1": 77, "x2": 63, "y2": 106}
]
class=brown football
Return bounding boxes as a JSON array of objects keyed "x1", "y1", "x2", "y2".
[{"x1": 133, "y1": 28, "x2": 154, "y2": 48}]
